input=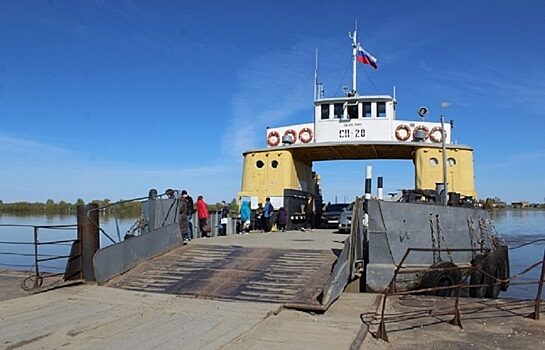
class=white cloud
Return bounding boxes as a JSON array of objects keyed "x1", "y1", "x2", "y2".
[
  {"x1": 221, "y1": 38, "x2": 329, "y2": 159},
  {"x1": 0, "y1": 134, "x2": 238, "y2": 203}
]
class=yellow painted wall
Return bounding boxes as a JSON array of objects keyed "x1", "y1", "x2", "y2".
[
  {"x1": 414, "y1": 147, "x2": 476, "y2": 198},
  {"x1": 239, "y1": 150, "x2": 314, "y2": 204}
]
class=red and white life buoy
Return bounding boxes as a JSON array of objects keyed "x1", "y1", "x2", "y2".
[
  {"x1": 299, "y1": 128, "x2": 313, "y2": 143},
  {"x1": 413, "y1": 125, "x2": 430, "y2": 140},
  {"x1": 395, "y1": 124, "x2": 411, "y2": 141},
  {"x1": 429, "y1": 126, "x2": 443, "y2": 143},
  {"x1": 267, "y1": 131, "x2": 280, "y2": 147},
  {"x1": 283, "y1": 129, "x2": 297, "y2": 143}
]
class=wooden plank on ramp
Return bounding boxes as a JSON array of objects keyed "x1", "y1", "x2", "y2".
[{"x1": 107, "y1": 244, "x2": 337, "y2": 308}]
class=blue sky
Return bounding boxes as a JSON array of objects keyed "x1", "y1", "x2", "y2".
[{"x1": 0, "y1": 0, "x2": 544, "y2": 203}]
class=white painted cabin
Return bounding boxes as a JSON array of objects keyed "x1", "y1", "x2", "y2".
[{"x1": 265, "y1": 95, "x2": 451, "y2": 147}]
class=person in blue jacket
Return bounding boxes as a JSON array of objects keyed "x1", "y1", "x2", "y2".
[
  {"x1": 240, "y1": 201, "x2": 251, "y2": 233},
  {"x1": 263, "y1": 198, "x2": 274, "y2": 232}
]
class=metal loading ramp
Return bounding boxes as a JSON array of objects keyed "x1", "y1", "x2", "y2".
[{"x1": 105, "y1": 231, "x2": 350, "y2": 311}]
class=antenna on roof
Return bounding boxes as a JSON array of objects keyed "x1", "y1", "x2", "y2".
[{"x1": 314, "y1": 49, "x2": 319, "y2": 101}]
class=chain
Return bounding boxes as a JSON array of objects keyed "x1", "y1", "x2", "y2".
[
  {"x1": 436, "y1": 215, "x2": 453, "y2": 262},
  {"x1": 429, "y1": 214, "x2": 438, "y2": 264}
]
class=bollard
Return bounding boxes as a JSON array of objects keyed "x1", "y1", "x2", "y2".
[
  {"x1": 364, "y1": 165, "x2": 372, "y2": 200},
  {"x1": 377, "y1": 176, "x2": 384, "y2": 200},
  {"x1": 77, "y1": 204, "x2": 99, "y2": 282}
]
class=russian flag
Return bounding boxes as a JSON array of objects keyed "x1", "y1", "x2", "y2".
[{"x1": 357, "y1": 45, "x2": 378, "y2": 69}]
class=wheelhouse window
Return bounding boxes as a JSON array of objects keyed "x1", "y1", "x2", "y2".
[
  {"x1": 363, "y1": 103, "x2": 372, "y2": 118},
  {"x1": 347, "y1": 103, "x2": 358, "y2": 119},
  {"x1": 320, "y1": 104, "x2": 330, "y2": 119},
  {"x1": 333, "y1": 103, "x2": 344, "y2": 119},
  {"x1": 377, "y1": 102, "x2": 386, "y2": 118}
]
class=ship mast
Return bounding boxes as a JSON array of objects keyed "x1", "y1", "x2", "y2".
[
  {"x1": 349, "y1": 20, "x2": 358, "y2": 95},
  {"x1": 314, "y1": 49, "x2": 318, "y2": 101}
]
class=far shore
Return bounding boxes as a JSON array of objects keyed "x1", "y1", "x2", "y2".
[{"x1": 489, "y1": 207, "x2": 545, "y2": 211}]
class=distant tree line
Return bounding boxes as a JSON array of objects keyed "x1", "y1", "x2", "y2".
[
  {"x1": 0, "y1": 197, "x2": 240, "y2": 217},
  {"x1": 0, "y1": 198, "x2": 142, "y2": 216},
  {"x1": 479, "y1": 197, "x2": 545, "y2": 210},
  {"x1": 207, "y1": 199, "x2": 238, "y2": 214}
]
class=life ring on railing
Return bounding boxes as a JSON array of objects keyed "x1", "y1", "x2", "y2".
[
  {"x1": 395, "y1": 124, "x2": 411, "y2": 141},
  {"x1": 413, "y1": 125, "x2": 430, "y2": 140},
  {"x1": 429, "y1": 126, "x2": 443, "y2": 143},
  {"x1": 299, "y1": 128, "x2": 313, "y2": 143},
  {"x1": 267, "y1": 131, "x2": 280, "y2": 147},
  {"x1": 283, "y1": 129, "x2": 297, "y2": 143}
]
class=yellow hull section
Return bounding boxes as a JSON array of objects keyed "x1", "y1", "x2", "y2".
[
  {"x1": 414, "y1": 147, "x2": 476, "y2": 198},
  {"x1": 239, "y1": 144, "x2": 476, "y2": 203},
  {"x1": 239, "y1": 150, "x2": 315, "y2": 204}
]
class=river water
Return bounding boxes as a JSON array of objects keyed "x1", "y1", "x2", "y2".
[
  {"x1": 490, "y1": 210, "x2": 545, "y2": 299},
  {"x1": 1, "y1": 210, "x2": 544, "y2": 299},
  {"x1": 0, "y1": 214, "x2": 136, "y2": 274}
]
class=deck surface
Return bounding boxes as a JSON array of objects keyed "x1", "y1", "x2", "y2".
[
  {"x1": 2, "y1": 284, "x2": 544, "y2": 349},
  {"x1": 107, "y1": 230, "x2": 348, "y2": 307}
]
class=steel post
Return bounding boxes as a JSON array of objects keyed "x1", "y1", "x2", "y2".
[
  {"x1": 529, "y1": 248, "x2": 545, "y2": 320},
  {"x1": 441, "y1": 115, "x2": 448, "y2": 206},
  {"x1": 77, "y1": 204, "x2": 100, "y2": 282},
  {"x1": 449, "y1": 283, "x2": 464, "y2": 329},
  {"x1": 33, "y1": 227, "x2": 40, "y2": 288}
]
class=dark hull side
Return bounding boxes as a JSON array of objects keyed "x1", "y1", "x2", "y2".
[{"x1": 365, "y1": 200, "x2": 507, "y2": 293}]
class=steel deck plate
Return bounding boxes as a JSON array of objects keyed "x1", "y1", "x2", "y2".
[{"x1": 107, "y1": 244, "x2": 337, "y2": 307}]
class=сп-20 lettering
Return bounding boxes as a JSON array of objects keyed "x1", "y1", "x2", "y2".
[{"x1": 339, "y1": 129, "x2": 365, "y2": 138}]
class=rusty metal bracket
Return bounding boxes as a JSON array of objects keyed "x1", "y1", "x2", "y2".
[
  {"x1": 449, "y1": 283, "x2": 464, "y2": 328},
  {"x1": 376, "y1": 319, "x2": 389, "y2": 342},
  {"x1": 449, "y1": 308, "x2": 463, "y2": 329}
]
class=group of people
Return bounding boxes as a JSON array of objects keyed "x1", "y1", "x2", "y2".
[
  {"x1": 171, "y1": 189, "x2": 210, "y2": 242},
  {"x1": 173, "y1": 189, "x2": 316, "y2": 239},
  {"x1": 173, "y1": 189, "x2": 232, "y2": 242},
  {"x1": 238, "y1": 196, "x2": 315, "y2": 233}
]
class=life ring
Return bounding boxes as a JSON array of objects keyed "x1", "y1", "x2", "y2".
[
  {"x1": 267, "y1": 131, "x2": 280, "y2": 147},
  {"x1": 299, "y1": 128, "x2": 313, "y2": 143},
  {"x1": 419, "y1": 261, "x2": 461, "y2": 297},
  {"x1": 429, "y1": 126, "x2": 444, "y2": 143},
  {"x1": 283, "y1": 129, "x2": 297, "y2": 143},
  {"x1": 395, "y1": 124, "x2": 411, "y2": 141},
  {"x1": 413, "y1": 125, "x2": 430, "y2": 140}
]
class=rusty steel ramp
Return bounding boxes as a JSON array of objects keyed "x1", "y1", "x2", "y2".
[{"x1": 106, "y1": 231, "x2": 349, "y2": 310}]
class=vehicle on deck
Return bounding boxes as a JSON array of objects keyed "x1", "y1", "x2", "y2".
[{"x1": 321, "y1": 203, "x2": 350, "y2": 228}]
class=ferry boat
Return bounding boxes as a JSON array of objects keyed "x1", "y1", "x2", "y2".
[{"x1": 237, "y1": 24, "x2": 509, "y2": 297}]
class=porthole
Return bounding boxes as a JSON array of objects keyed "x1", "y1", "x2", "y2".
[
  {"x1": 447, "y1": 158, "x2": 456, "y2": 167},
  {"x1": 429, "y1": 157, "x2": 439, "y2": 166},
  {"x1": 271, "y1": 160, "x2": 279, "y2": 169},
  {"x1": 256, "y1": 160, "x2": 264, "y2": 168}
]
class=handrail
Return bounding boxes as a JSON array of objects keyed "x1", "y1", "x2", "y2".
[
  {"x1": 84, "y1": 191, "x2": 171, "y2": 244},
  {"x1": 375, "y1": 246, "x2": 545, "y2": 342},
  {"x1": 0, "y1": 224, "x2": 79, "y2": 290}
]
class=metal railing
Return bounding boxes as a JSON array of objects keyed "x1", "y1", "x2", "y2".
[
  {"x1": 85, "y1": 192, "x2": 240, "y2": 244},
  {"x1": 0, "y1": 224, "x2": 79, "y2": 290},
  {"x1": 374, "y1": 246, "x2": 545, "y2": 342}
]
